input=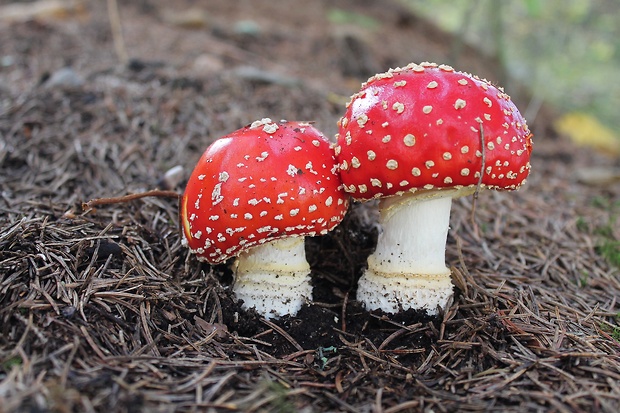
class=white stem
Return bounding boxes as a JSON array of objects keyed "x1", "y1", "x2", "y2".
[
  {"x1": 232, "y1": 237, "x2": 312, "y2": 319},
  {"x1": 357, "y1": 192, "x2": 455, "y2": 314}
]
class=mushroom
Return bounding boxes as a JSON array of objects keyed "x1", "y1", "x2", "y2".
[
  {"x1": 181, "y1": 118, "x2": 349, "y2": 319},
  {"x1": 335, "y1": 62, "x2": 533, "y2": 314}
]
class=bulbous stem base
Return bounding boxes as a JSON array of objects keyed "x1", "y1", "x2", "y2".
[{"x1": 232, "y1": 237, "x2": 311, "y2": 319}]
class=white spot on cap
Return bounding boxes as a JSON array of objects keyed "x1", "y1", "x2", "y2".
[
  {"x1": 412, "y1": 167, "x2": 421, "y2": 176},
  {"x1": 357, "y1": 114, "x2": 369, "y2": 128},
  {"x1": 287, "y1": 164, "x2": 298, "y2": 177},
  {"x1": 444, "y1": 177, "x2": 453, "y2": 184},
  {"x1": 382, "y1": 135, "x2": 391, "y2": 143},
  {"x1": 425, "y1": 160, "x2": 435, "y2": 169},
  {"x1": 427, "y1": 81, "x2": 438, "y2": 89},
  {"x1": 392, "y1": 102, "x2": 405, "y2": 114},
  {"x1": 371, "y1": 178, "x2": 382, "y2": 187},
  {"x1": 211, "y1": 183, "x2": 224, "y2": 206},
  {"x1": 454, "y1": 99, "x2": 466, "y2": 110},
  {"x1": 483, "y1": 97, "x2": 492, "y2": 107},
  {"x1": 367, "y1": 150, "x2": 376, "y2": 161},
  {"x1": 263, "y1": 122, "x2": 278, "y2": 134},
  {"x1": 308, "y1": 205, "x2": 317, "y2": 213},
  {"x1": 250, "y1": 118, "x2": 273, "y2": 129},
  {"x1": 403, "y1": 134, "x2": 415, "y2": 147},
  {"x1": 461, "y1": 168, "x2": 470, "y2": 176},
  {"x1": 351, "y1": 157, "x2": 361, "y2": 168},
  {"x1": 276, "y1": 192, "x2": 288, "y2": 204},
  {"x1": 458, "y1": 79, "x2": 468, "y2": 86},
  {"x1": 325, "y1": 196, "x2": 333, "y2": 206},
  {"x1": 394, "y1": 80, "x2": 407, "y2": 88},
  {"x1": 244, "y1": 213, "x2": 253, "y2": 220},
  {"x1": 443, "y1": 152, "x2": 452, "y2": 160},
  {"x1": 423, "y1": 105, "x2": 433, "y2": 114},
  {"x1": 386, "y1": 160, "x2": 398, "y2": 170},
  {"x1": 290, "y1": 208, "x2": 300, "y2": 216}
]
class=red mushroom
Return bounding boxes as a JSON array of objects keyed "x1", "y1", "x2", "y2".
[
  {"x1": 335, "y1": 62, "x2": 533, "y2": 314},
  {"x1": 181, "y1": 118, "x2": 348, "y2": 318}
]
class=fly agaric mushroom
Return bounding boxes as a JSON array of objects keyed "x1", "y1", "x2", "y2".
[
  {"x1": 335, "y1": 62, "x2": 533, "y2": 314},
  {"x1": 181, "y1": 119, "x2": 348, "y2": 319}
]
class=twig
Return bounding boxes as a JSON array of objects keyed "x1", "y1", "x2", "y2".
[
  {"x1": 107, "y1": 0, "x2": 128, "y2": 64},
  {"x1": 260, "y1": 319, "x2": 304, "y2": 353},
  {"x1": 470, "y1": 120, "x2": 486, "y2": 237},
  {"x1": 341, "y1": 290, "x2": 349, "y2": 333},
  {"x1": 82, "y1": 189, "x2": 180, "y2": 210}
]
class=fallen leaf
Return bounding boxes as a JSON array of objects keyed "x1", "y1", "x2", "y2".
[{"x1": 555, "y1": 112, "x2": 620, "y2": 156}]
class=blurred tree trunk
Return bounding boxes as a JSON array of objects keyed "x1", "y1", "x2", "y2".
[
  {"x1": 489, "y1": 0, "x2": 509, "y2": 88},
  {"x1": 449, "y1": 0, "x2": 478, "y2": 67}
]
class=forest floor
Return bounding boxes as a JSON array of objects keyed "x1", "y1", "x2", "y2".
[{"x1": 1, "y1": 0, "x2": 620, "y2": 412}]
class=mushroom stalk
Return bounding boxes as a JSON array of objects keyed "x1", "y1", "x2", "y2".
[
  {"x1": 232, "y1": 237, "x2": 312, "y2": 319},
  {"x1": 357, "y1": 191, "x2": 457, "y2": 314}
]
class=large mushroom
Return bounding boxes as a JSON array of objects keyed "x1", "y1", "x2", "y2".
[
  {"x1": 181, "y1": 118, "x2": 348, "y2": 319},
  {"x1": 335, "y1": 62, "x2": 533, "y2": 314}
]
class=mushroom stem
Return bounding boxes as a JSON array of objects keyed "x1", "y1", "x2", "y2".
[
  {"x1": 232, "y1": 237, "x2": 312, "y2": 319},
  {"x1": 357, "y1": 191, "x2": 457, "y2": 314}
]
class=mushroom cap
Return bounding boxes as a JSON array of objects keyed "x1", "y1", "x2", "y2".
[
  {"x1": 180, "y1": 119, "x2": 349, "y2": 264},
  {"x1": 335, "y1": 62, "x2": 533, "y2": 200}
]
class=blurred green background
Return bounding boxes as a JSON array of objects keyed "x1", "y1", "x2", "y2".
[{"x1": 403, "y1": 0, "x2": 620, "y2": 145}]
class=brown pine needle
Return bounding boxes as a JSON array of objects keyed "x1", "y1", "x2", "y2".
[{"x1": 82, "y1": 189, "x2": 180, "y2": 210}]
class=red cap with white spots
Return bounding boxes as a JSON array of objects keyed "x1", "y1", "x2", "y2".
[
  {"x1": 335, "y1": 62, "x2": 533, "y2": 200},
  {"x1": 181, "y1": 118, "x2": 349, "y2": 264}
]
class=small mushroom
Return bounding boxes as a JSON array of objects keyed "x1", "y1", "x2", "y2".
[
  {"x1": 335, "y1": 62, "x2": 533, "y2": 314},
  {"x1": 181, "y1": 118, "x2": 349, "y2": 318}
]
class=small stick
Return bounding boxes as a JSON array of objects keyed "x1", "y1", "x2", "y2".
[
  {"x1": 470, "y1": 121, "x2": 486, "y2": 237},
  {"x1": 107, "y1": 0, "x2": 128, "y2": 64},
  {"x1": 82, "y1": 189, "x2": 180, "y2": 210},
  {"x1": 341, "y1": 290, "x2": 349, "y2": 333}
]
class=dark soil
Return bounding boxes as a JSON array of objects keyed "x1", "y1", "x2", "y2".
[{"x1": 1, "y1": 0, "x2": 619, "y2": 412}]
